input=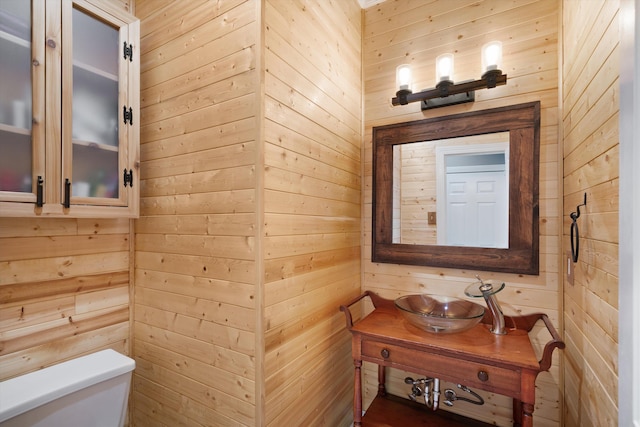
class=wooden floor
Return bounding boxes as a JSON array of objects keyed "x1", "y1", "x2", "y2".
[{"x1": 361, "y1": 394, "x2": 495, "y2": 427}]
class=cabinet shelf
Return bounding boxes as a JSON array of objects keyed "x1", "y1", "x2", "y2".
[
  {"x1": 73, "y1": 60, "x2": 118, "y2": 81},
  {"x1": 0, "y1": 29, "x2": 30, "y2": 49},
  {"x1": 0, "y1": 122, "x2": 30, "y2": 135},
  {"x1": 72, "y1": 138, "x2": 118, "y2": 153},
  {"x1": 363, "y1": 394, "x2": 494, "y2": 427}
]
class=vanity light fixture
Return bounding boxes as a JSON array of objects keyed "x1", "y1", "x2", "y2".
[{"x1": 392, "y1": 41, "x2": 507, "y2": 110}]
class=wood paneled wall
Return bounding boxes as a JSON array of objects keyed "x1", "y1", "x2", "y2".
[
  {"x1": 133, "y1": 0, "x2": 259, "y2": 425},
  {"x1": 9, "y1": 2, "x2": 623, "y2": 426},
  {"x1": 0, "y1": 218, "x2": 131, "y2": 380},
  {"x1": 561, "y1": 1, "x2": 619, "y2": 425},
  {"x1": 262, "y1": 1, "x2": 362, "y2": 426},
  {"x1": 362, "y1": 1, "x2": 561, "y2": 426},
  {"x1": 134, "y1": 0, "x2": 361, "y2": 425}
]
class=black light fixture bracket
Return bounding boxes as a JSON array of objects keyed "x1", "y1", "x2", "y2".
[
  {"x1": 392, "y1": 70, "x2": 507, "y2": 110},
  {"x1": 422, "y1": 79, "x2": 475, "y2": 110}
]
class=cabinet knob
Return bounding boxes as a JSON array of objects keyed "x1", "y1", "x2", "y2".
[
  {"x1": 380, "y1": 348, "x2": 390, "y2": 359},
  {"x1": 477, "y1": 370, "x2": 489, "y2": 382}
]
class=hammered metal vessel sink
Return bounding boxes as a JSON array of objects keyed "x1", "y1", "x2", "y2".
[{"x1": 394, "y1": 294, "x2": 485, "y2": 334}]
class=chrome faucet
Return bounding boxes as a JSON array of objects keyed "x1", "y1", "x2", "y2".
[{"x1": 466, "y1": 275, "x2": 506, "y2": 335}]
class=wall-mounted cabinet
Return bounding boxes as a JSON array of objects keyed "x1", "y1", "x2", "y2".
[{"x1": 0, "y1": 0, "x2": 139, "y2": 218}]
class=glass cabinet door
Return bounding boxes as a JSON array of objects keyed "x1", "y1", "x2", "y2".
[
  {"x1": 0, "y1": 0, "x2": 44, "y2": 202},
  {"x1": 63, "y1": 1, "x2": 129, "y2": 206},
  {"x1": 0, "y1": 0, "x2": 138, "y2": 217}
]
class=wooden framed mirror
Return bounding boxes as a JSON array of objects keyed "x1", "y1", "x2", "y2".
[{"x1": 372, "y1": 101, "x2": 540, "y2": 275}]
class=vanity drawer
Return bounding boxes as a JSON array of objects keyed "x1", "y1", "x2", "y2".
[{"x1": 361, "y1": 340, "x2": 521, "y2": 395}]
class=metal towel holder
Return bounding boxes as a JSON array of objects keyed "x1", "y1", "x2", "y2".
[{"x1": 570, "y1": 193, "x2": 587, "y2": 263}]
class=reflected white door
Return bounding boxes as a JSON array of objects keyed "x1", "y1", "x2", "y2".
[{"x1": 445, "y1": 170, "x2": 508, "y2": 248}]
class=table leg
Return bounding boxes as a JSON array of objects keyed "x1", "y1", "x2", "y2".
[
  {"x1": 521, "y1": 401, "x2": 534, "y2": 427},
  {"x1": 378, "y1": 364, "x2": 387, "y2": 397},
  {"x1": 354, "y1": 359, "x2": 362, "y2": 427},
  {"x1": 513, "y1": 398, "x2": 522, "y2": 426}
]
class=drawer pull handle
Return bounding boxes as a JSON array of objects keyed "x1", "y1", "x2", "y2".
[
  {"x1": 380, "y1": 348, "x2": 390, "y2": 359},
  {"x1": 477, "y1": 370, "x2": 489, "y2": 382}
]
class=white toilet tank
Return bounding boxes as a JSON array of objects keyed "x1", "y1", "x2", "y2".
[{"x1": 0, "y1": 349, "x2": 135, "y2": 427}]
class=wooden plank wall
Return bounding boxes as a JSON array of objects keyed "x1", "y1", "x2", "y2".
[
  {"x1": 0, "y1": 0, "x2": 133, "y2": 384},
  {"x1": 397, "y1": 142, "x2": 438, "y2": 245},
  {"x1": 362, "y1": 1, "x2": 562, "y2": 426},
  {"x1": 561, "y1": 1, "x2": 619, "y2": 426},
  {"x1": 0, "y1": 218, "x2": 131, "y2": 380},
  {"x1": 134, "y1": 1, "x2": 361, "y2": 425},
  {"x1": 262, "y1": 1, "x2": 362, "y2": 426},
  {"x1": 133, "y1": 0, "x2": 259, "y2": 425}
]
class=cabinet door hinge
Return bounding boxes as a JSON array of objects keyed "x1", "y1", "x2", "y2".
[
  {"x1": 123, "y1": 106, "x2": 133, "y2": 125},
  {"x1": 123, "y1": 41, "x2": 133, "y2": 61},
  {"x1": 123, "y1": 169, "x2": 133, "y2": 187}
]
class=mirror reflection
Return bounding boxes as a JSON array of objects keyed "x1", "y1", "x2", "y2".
[{"x1": 392, "y1": 133, "x2": 509, "y2": 248}]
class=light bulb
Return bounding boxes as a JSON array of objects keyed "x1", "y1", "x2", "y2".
[
  {"x1": 396, "y1": 64, "x2": 412, "y2": 92},
  {"x1": 482, "y1": 41, "x2": 502, "y2": 72},
  {"x1": 436, "y1": 53, "x2": 454, "y2": 83}
]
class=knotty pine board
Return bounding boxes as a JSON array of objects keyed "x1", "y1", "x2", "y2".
[{"x1": 0, "y1": 216, "x2": 132, "y2": 381}]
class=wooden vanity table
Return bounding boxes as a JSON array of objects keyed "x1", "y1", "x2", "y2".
[{"x1": 340, "y1": 292, "x2": 564, "y2": 427}]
